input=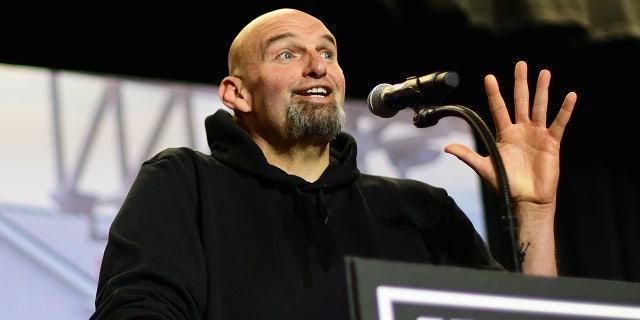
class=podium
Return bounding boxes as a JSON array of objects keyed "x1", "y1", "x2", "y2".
[{"x1": 286, "y1": 256, "x2": 640, "y2": 320}]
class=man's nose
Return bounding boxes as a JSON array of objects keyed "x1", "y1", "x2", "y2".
[{"x1": 303, "y1": 52, "x2": 328, "y2": 78}]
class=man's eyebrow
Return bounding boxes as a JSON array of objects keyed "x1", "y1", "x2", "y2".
[
  {"x1": 264, "y1": 32, "x2": 337, "y2": 50},
  {"x1": 265, "y1": 33, "x2": 295, "y2": 49},
  {"x1": 322, "y1": 34, "x2": 337, "y2": 47}
]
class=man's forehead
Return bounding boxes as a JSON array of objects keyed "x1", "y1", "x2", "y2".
[
  {"x1": 255, "y1": 11, "x2": 334, "y2": 42},
  {"x1": 229, "y1": 9, "x2": 337, "y2": 69}
]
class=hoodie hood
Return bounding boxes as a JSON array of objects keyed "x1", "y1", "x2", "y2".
[
  {"x1": 205, "y1": 109, "x2": 384, "y2": 267},
  {"x1": 205, "y1": 109, "x2": 361, "y2": 190}
]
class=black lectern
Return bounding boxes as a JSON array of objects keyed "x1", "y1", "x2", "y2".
[{"x1": 286, "y1": 256, "x2": 640, "y2": 320}]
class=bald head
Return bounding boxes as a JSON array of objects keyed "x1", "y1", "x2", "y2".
[
  {"x1": 218, "y1": 7, "x2": 346, "y2": 159},
  {"x1": 227, "y1": 8, "x2": 334, "y2": 78}
]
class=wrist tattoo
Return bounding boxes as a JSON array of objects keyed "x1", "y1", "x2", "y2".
[{"x1": 518, "y1": 242, "x2": 531, "y2": 263}]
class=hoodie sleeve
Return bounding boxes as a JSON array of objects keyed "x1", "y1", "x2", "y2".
[
  {"x1": 358, "y1": 174, "x2": 504, "y2": 271},
  {"x1": 90, "y1": 148, "x2": 207, "y2": 320}
]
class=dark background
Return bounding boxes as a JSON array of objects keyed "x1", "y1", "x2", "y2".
[{"x1": 3, "y1": 1, "x2": 639, "y2": 282}]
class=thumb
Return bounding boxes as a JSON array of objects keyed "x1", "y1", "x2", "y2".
[{"x1": 444, "y1": 143, "x2": 488, "y2": 179}]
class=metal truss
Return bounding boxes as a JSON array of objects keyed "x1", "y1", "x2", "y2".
[{"x1": 47, "y1": 71, "x2": 209, "y2": 239}]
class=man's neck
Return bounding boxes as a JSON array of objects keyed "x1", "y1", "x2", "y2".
[{"x1": 256, "y1": 137, "x2": 331, "y2": 182}]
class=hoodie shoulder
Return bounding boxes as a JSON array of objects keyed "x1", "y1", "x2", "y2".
[
  {"x1": 145, "y1": 147, "x2": 211, "y2": 165},
  {"x1": 356, "y1": 173, "x2": 454, "y2": 221}
]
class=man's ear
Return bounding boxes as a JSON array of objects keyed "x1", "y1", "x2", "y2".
[{"x1": 218, "y1": 76, "x2": 251, "y2": 112}]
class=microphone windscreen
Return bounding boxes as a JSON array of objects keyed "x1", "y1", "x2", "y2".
[{"x1": 366, "y1": 83, "x2": 398, "y2": 118}]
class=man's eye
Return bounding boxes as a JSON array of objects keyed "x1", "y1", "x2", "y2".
[
  {"x1": 321, "y1": 51, "x2": 334, "y2": 59},
  {"x1": 278, "y1": 51, "x2": 293, "y2": 59}
]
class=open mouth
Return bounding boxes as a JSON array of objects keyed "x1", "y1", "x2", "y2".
[{"x1": 300, "y1": 87, "x2": 329, "y2": 97}]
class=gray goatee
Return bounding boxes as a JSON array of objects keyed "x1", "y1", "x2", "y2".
[{"x1": 286, "y1": 99, "x2": 345, "y2": 140}]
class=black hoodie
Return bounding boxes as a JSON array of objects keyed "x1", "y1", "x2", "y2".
[{"x1": 91, "y1": 109, "x2": 502, "y2": 320}]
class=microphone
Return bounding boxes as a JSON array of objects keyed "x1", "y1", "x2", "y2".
[{"x1": 367, "y1": 71, "x2": 459, "y2": 118}]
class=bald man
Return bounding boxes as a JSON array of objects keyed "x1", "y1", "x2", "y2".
[{"x1": 91, "y1": 8, "x2": 576, "y2": 320}]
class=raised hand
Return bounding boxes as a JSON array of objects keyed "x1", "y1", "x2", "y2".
[
  {"x1": 445, "y1": 60, "x2": 577, "y2": 207},
  {"x1": 444, "y1": 60, "x2": 577, "y2": 275}
]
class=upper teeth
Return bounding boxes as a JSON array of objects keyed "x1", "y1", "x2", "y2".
[{"x1": 306, "y1": 87, "x2": 327, "y2": 95}]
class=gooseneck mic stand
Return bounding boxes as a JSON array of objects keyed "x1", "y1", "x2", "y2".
[{"x1": 413, "y1": 105, "x2": 521, "y2": 273}]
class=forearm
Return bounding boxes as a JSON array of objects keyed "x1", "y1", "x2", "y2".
[{"x1": 514, "y1": 201, "x2": 558, "y2": 276}]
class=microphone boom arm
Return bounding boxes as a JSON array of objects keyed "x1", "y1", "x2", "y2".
[{"x1": 414, "y1": 105, "x2": 521, "y2": 273}]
